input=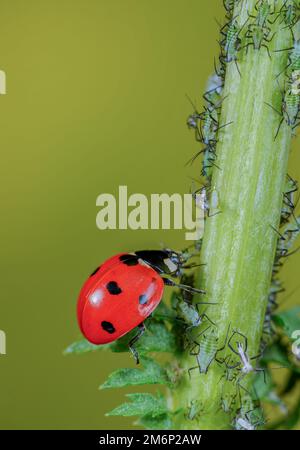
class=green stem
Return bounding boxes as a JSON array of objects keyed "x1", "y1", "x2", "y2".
[{"x1": 173, "y1": 0, "x2": 293, "y2": 429}]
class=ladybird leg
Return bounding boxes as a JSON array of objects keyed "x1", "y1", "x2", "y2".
[
  {"x1": 162, "y1": 277, "x2": 206, "y2": 295},
  {"x1": 129, "y1": 322, "x2": 146, "y2": 365}
]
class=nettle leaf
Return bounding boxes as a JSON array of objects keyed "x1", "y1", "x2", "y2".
[
  {"x1": 100, "y1": 357, "x2": 172, "y2": 389},
  {"x1": 152, "y1": 301, "x2": 176, "y2": 322},
  {"x1": 137, "y1": 413, "x2": 173, "y2": 430},
  {"x1": 106, "y1": 393, "x2": 167, "y2": 418},
  {"x1": 110, "y1": 321, "x2": 178, "y2": 354},
  {"x1": 63, "y1": 339, "x2": 103, "y2": 355},
  {"x1": 64, "y1": 315, "x2": 177, "y2": 357},
  {"x1": 136, "y1": 322, "x2": 177, "y2": 354},
  {"x1": 273, "y1": 307, "x2": 300, "y2": 339}
]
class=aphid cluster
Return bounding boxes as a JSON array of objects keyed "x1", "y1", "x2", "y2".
[
  {"x1": 234, "y1": 394, "x2": 264, "y2": 430},
  {"x1": 186, "y1": 92, "x2": 223, "y2": 182},
  {"x1": 269, "y1": 34, "x2": 300, "y2": 137},
  {"x1": 279, "y1": 0, "x2": 300, "y2": 29},
  {"x1": 262, "y1": 172, "x2": 299, "y2": 349},
  {"x1": 244, "y1": 0, "x2": 276, "y2": 57},
  {"x1": 183, "y1": 0, "x2": 300, "y2": 428}
]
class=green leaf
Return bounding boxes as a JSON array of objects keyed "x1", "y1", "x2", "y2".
[
  {"x1": 64, "y1": 320, "x2": 177, "y2": 356},
  {"x1": 273, "y1": 307, "x2": 300, "y2": 338},
  {"x1": 109, "y1": 321, "x2": 177, "y2": 354},
  {"x1": 137, "y1": 413, "x2": 173, "y2": 430},
  {"x1": 136, "y1": 322, "x2": 177, "y2": 354},
  {"x1": 253, "y1": 372, "x2": 273, "y2": 399},
  {"x1": 106, "y1": 393, "x2": 167, "y2": 418},
  {"x1": 100, "y1": 357, "x2": 172, "y2": 389},
  {"x1": 63, "y1": 339, "x2": 103, "y2": 355}
]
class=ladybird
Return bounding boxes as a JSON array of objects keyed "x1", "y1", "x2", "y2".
[{"x1": 77, "y1": 250, "x2": 205, "y2": 363}]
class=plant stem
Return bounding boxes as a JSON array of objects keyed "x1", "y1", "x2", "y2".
[{"x1": 173, "y1": 0, "x2": 293, "y2": 429}]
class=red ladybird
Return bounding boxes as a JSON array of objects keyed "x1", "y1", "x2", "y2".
[{"x1": 77, "y1": 250, "x2": 204, "y2": 362}]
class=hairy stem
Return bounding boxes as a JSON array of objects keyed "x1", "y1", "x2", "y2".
[{"x1": 173, "y1": 0, "x2": 293, "y2": 429}]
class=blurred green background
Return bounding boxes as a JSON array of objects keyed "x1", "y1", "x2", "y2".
[{"x1": 0, "y1": 0, "x2": 299, "y2": 429}]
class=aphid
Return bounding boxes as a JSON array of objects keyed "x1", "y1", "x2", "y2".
[
  {"x1": 189, "y1": 326, "x2": 219, "y2": 375},
  {"x1": 279, "y1": 0, "x2": 299, "y2": 28},
  {"x1": 202, "y1": 147, "x2": 219, "y2": 179},
  {"x1": 250, "y1": 0, "x2": 272, "y2": 27},
  {"x1": 186, "y1": 400, "x2": 203, "y2": 421},
  {"x1": 266, "y1": 84, "x2": 300, "y2": 138},
  {"x1": 220, "y1": 383, "x2": 237, "y2": 413},
  {"x1": 176, "y1": 295, "x2": 217, "y2": 334},
  {"x1": 245, "y1": 0, "x2": 275, "y2": 56},
  {"x1": 220, "y1": 19, "x2": 244, "y2": 75},
  {"x1": 77, "y1": 250, "x2": 205, "y2": 363},
  {"x1": 200, "y1": 107, "x2": 220, "y2": 147},
  {"x1": 189, "y1": 325, "x2": 230, "y2": 375},
  {"x1": 193, "y1": 186, "x2": 221, "y2": 218},
  {"x1": 223, "y1": 0, "x2": 235, "y2": 18},
  {"x1": 186, "y1": 97, "x2": 221, "y2": 149},
  {"x1": 283, "y1": 88, "x2": 300, "y2": 128},
  {"x1": 177, "y1": 301, "x2": 202, "y2": 329}
]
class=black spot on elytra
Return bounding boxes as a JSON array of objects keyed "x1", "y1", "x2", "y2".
[
  {"x1": 106, "y1": 281, "x2": 122, "y2": 295},
  {"x1": 139, "y1": 294, "x2": 148, "y2": 305},
  {"x1": 101, "y1": 321, "x2": 115, "y2": 334},
  {"x1": 119, "y1": 254, "x2": 139, "y2": 266},
  {"x1": 90, "y1": 265, "x2": 101, "y2": 277}
]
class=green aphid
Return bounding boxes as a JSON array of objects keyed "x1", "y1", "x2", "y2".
[
  {"x1": 269, "y1": 81, "x2": 300, "y2": 138},
  {"x1": 288, "y1": 40, "x2": 300, "y2": 75},
  {"x1": 202, "y1": 147, "x2": 217, "y2": 180},
  {"x1": 186, "y1": 400, "x2": 203, "y2": 421},
  {"x1": 200, "y1": 108, "x2": 219, "y2": 147},
  {"x1": 245, "y1": 24, "x2": 272, "y2": 53},
  {"x1": 204, "y1": 88, "x2": 222, "y2": 110},
  {"x1": 275, "y1": 39, "x2": 300, "y2": 80},
  {"x1": 283, "y1": 88, "x2": 300, "y2": 127},
  {"x1": 221, "y1": 20, "x2": 242, "y2": 63},
  {"x1": 235, "y1": 395, "x2": 264, "y2": 430},
  {"x1": 255, "y1": 0, "x2": 272, "y2": 27},
  {"x1": 223, "y1": 0, "x2": 241, "y2": 18},
  {"x1": 220, "y1": 386, "x2": 237, "y2": 414},
  {"x1": 177, "y1": 301, "x2": 201, "y2": 329},
  {"x1": 245, "y1": 1, "x2": 275, "y2": 54},
  {"x1": 196, "y1": 328, "x2": 219, "y2": 374},
  {"x1": 223, "y1": 0, "x2": 235, "y2": 14},
  {"x1": 191, "y1": 326, "x2": 220, "y2": 374},
  {"x1": 280, "y1": 0, "x2": 299, "y2": 27}
]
